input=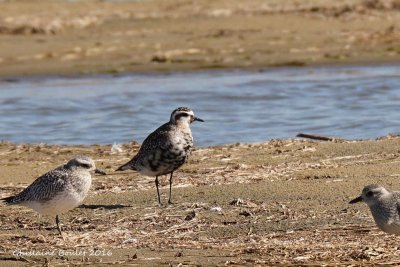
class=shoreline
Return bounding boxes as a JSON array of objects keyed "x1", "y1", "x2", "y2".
[
  {"x1": 1, "y1": 131, "x2": 398, "y2": 149},
  {"x1": 1, "y1": 136, "x2": 400, "y2": 265},
  {"x1": 1, "y1": 60, "x2": 399, "y2": 81}
]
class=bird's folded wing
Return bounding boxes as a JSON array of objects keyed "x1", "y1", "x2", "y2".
[
  {"x1": 139, "y1": 123, "x2": 172, "y2": 153},
  {"x1": 10, "y1": 168, "x2": 68, "y2": 203}
]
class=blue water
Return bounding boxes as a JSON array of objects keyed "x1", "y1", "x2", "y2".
[{"x1": 0, "y1": 65, "x2": 399, "y2": 146}]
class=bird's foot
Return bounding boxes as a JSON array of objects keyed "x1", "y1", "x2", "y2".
[{"x1": 56, "y1": 227, "x2": 65, "y2": 240}]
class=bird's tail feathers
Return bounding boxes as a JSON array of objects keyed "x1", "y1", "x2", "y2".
[
  {"x1": 1, "y1": 195, "x2": 16, "y2": 204},
  {"x1": 116, "y1": 162, "x2": 136, "y2": 172}
]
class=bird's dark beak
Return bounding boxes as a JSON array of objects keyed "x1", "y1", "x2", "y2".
[
  {"x1": 349, "y1": 196, "x2": 363, "y2": 204},
  {"x1": 194, "y1": 117, "x2": 204, "y2": 122},
  {"x1": 95, "y1": 168, "x2": 107, "y2": 175}
]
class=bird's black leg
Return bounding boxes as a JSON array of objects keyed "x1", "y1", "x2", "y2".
[
  {"x1": 168, "y1": 171, "x2": 174, "y2": 205},
  {"x1": 155, "y1": 176, "x2": 162, "y2": 205},
  {"x1": 55, "y1": 215, "x2": 62, "y2": 236}
]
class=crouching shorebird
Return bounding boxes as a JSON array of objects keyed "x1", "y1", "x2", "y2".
[
  {"x1": 1, "y1": 156, "x2": 97, "y2": 236},
  {"x1": 116, "y1": 107, "x2": 204, "y2": 205},
  {"x1": 350, "y1": 184, "x2": 400, "y2": 235}
]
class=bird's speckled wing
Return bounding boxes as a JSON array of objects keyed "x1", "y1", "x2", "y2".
[
  {"x1": 137, "y1": 122, "x2": 174, "y2": 154},
  {"x1": 7, "y1": 166, "x2": 69, "y2": 203},
  {"x1": 393, "y1": 192, "x2": 400, "y2": 217},
  {"x1": 116, "y1": 122, "x2": 179, "y2": 171}
]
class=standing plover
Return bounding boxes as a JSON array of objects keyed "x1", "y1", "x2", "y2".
[
  {"x1": 350, "y1": 184, "x2": 400, "y2": 235},
  {"x1": 116, "y1": 107, "x2": 204, "y2": 205},
  {"x1": 2, "y1": 156, "x2": 96, "y2": 235}
]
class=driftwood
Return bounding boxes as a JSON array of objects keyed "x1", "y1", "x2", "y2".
[{"x1": 296, "y1": 133, "x2": 335, "y2": 141}]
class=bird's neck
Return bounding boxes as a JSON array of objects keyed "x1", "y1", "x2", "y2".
[{"x1": 173, "y1": 120, "x2": 191, "y2": 130}]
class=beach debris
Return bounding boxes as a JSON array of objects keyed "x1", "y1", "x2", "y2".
[
  {"x1": 296, "y1": 133, "x2": 339, "y2": 141},
  {"x1": 293, "y1": 255, "x2": 312, "y2": 262},
  {"x1": 122, "y1": 238, "x2": 138, "y2": 244},
  {"x1": 239, "y1": 210, "x2": 252, "y2": 217},
  {"x1": 174, "y1": 251, "x2": 183, "y2": 257},
  {"x1": 229, "y1": 198, "x2": 244, "y2": 206},
  {"x1": 0, "y1": 15, "x2": 101, "y2": 35},
  {"x1": 184, "y1": 210, "x2": 196, "y2": 221},
  {"x1": 111, "y1": 142, "x2": 124, "y2": 154},
  {"x1": 210, "y1": 206, "x2": 222, "y2": 212},
  {"x1": 94, "y1": 168, "x2": 107, "y2": 175}
]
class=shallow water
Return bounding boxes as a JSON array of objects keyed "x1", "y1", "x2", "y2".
[{"x1": 0, "y1": 65, "x2": 399, "y2": 146}]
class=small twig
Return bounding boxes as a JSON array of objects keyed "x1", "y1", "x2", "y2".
[
  {"x1": 296, "y1": 133, "x2": 335, "y2": 141},
  {"x1": 155, "y1": 221, "x2": 193, "y2": 235},
  {"x1": 95, "y1": 168, "x2": 107, "y2": 175}
]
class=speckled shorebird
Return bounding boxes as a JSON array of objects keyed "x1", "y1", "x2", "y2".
[
  {"x1": 116, "y1": 107, "x2": 204, "y2": 205},
  {"x1": 1, "y1": 156, "x2": 97, "y2": 235},
  {"x1": 350, "y1": 184, "x2": 400, "y2": 235}
]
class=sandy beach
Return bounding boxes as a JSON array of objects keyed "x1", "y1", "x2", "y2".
[
  {"x1": 1, "y1": 0, "x2": 400, "y2": 266},
  {"x1": 0, "y1": 0, "x2": 399, "y2": 77},
  {"x1": 1, "y1": 136, "x2": 400, "y2": 266}
]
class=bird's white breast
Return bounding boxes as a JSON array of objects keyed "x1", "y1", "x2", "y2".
[{"x1": 370, "y1": 204, "x2": 400, "y2": 235}]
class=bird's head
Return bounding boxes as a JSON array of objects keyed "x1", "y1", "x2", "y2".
[
  {"x1": 170, "y1": 107, "x2": 204, "y2": 125},
  {"x1": 66, "y1": 156, "x2": 96, "y2": 172},
  {"x1": 349, "y1": 184, "x2": 390, "y2": 206}
]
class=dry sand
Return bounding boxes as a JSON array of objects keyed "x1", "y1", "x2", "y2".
[
  {"x1": 0, "y1": 0, "x2": 399, "y2": 77},
  {"x1": 1, "y1": 136, "x2": 400, "y2": 266}
]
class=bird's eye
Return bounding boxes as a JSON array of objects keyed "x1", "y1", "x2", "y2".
[
  {"x1": 81, "y1": 163, "x2": 91, "y2": 168},
  {"x1": 366, "y1": 191, "x2": 373, "y2": 197}
]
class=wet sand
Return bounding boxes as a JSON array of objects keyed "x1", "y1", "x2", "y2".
[
  {"x1": 0, "y1": 0, "x2": 400, "y2": 77},
  {"x1": 1, "y1": 136, "x2": 400, "y2": 265}
]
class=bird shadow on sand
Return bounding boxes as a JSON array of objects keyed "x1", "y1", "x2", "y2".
[{"x1": 78, "y1": 204, "x2": 132, "y2": 210}]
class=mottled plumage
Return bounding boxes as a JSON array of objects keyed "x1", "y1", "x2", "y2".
[
  {"x1": 350, "y1": 184, "x2": 400, "y2": 235},
  {"x1": 116, "y1": 107, "x2": 203, "y2": 205},
  {"x1": 2, "y1": 156, "x2": 96, "y2": 235}
]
